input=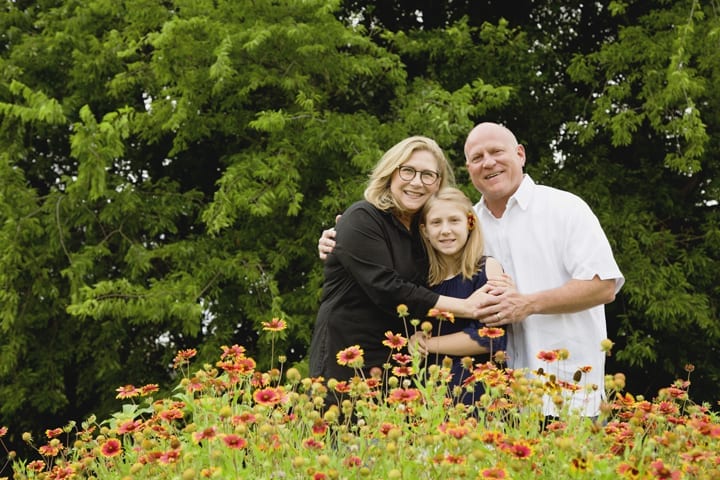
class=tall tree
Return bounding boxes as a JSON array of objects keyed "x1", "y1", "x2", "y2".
[{"x1": 0, "y1": 0, "x2": 512, "y2": 451}]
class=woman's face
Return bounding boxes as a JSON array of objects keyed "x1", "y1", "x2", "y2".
[
  {"x1": 421, "y1": 200, "x2": 469, "y2": 258},
  {"x1": 389, "y1": 150, "x2": 441, "y2": 214}
]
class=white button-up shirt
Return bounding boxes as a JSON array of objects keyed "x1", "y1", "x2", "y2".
[{"x1": 475, "y1": 175, "x2": 625, "y2": 416}]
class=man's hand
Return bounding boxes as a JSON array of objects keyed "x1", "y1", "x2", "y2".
[
  {"x1": 317, "y1": 214, "x2": 341, "y2": 260},
  {"x1": 475, "y1": 274, "x2": 527, "y2": 326}
]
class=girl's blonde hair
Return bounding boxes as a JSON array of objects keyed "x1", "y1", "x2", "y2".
[
  {"x1": 364, "y1": 136, "x2": 455, "y2": 212},
  {"x1": 420, "y1": 187, "x2": 485, "y2": 286}
]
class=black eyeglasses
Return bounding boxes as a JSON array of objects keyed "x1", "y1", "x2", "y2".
[{"x1": 396, "y1": 165, "x2": 440, "y2": 186}]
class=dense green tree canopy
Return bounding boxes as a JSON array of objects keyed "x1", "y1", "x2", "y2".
[{"x1": 1, "y1": 0, "x2": 718, "y2": 453}]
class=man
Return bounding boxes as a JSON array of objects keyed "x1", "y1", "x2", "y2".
[
  {"x1": 462, "y1": 122, "x2": 624, "y2": 417},
  {"x1": 318, "y1": 123, "x2": 624, "y2": 417}
]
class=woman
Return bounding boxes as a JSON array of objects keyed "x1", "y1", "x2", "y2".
[{"x1": 309, "y1": 136, "x2": 491, "y2": 383}]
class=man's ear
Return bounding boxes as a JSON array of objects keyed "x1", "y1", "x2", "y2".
[{"x1": 516, "y1": 144, "x2": 527, "y2": 167}]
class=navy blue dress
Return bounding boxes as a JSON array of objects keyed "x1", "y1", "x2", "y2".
[{"x1": 427, "y1": 260, "x2": 507, "y2": 405}]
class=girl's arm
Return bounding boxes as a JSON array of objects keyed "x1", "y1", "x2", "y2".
[{"x1": 410, "y1": 330, "x2": 489, "y2": 357}]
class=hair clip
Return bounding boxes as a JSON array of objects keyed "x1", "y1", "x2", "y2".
[{"x1": 467, "y1": 211, "x2": 476, "y2": 231}]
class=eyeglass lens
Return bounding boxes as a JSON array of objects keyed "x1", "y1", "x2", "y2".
[{"x1": 398, "y1": 166, "x2": 439, "y2": 185}]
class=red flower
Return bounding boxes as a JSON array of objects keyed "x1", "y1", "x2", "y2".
[
  {"x1": 117, "y1": 419, "x2": 143, "y2": 435},
  {"x1": 504, "y1": 440, "x2": 533, "y2": 459},
  {"x1": 336, "y1": 345, "x2": 364, "y2": 368},
  {"x1": 115, "y1": 384, "x2": 140, "y2": 399},
  {"x1": 262, "y1": 317, "x2": 287, "y2": 332},
  {"x1": 379, "y1": 423, "x2": 397, "y2": 436},
  {"x1": 232, "y1": 412, "x2": 258, "y2": 425},
  {"x1": 222, "y1": 434, "x2": 248, "y2": 450},
  {"x1": 140, "y1": 384, "x2": 160, "y2": 396},
  {"x1": 427, "y1": 309, "x2": 455, "y2": 323},
  {"x1": 253, "y1": 387, "x2": 285, "y2": 406},
  {"x1": 159, "y1": 449, "x2": 181, "y2": 464},
  {"x1": 649, "y1": 459, "x2": 681, "y2": 480},
  {"x1": 100, "y1": 438, "x2": 122, "y2": 457},
  {"x1": 172, "y1": 348, "x2": 197, "y2": 368},
  {"x1": 382, "y1": 331, "x2": 407, "y2": 350},
  {"x1": 392, "y1": 365, "x2": 415, "y2": 377},
  {"x1": 193, "y1": 427, "x2": 218, "y2": 442},
  {"x1": 344, "y1": 456, "x2": 362, "y2": 467},
  {"x1": 158, "y1": 408, "x2": 184, "y2": 422},
  {"x1": 392, "y1": 353, "x2": 413, "y2": 365},
  {"x1": 480, "y1": 430, "x2": 504, "y2": 445},
  {"x1": 536, "y1": 350, "x2": 559, "y2": 362},
  {"x1": 38, "y1": 442, "x2": 63, "y2": 457},
  {"x1": 439, "y1": 423, "x2": 470, "y2": 439},
  {"x1": 45, "y1": 428, "x2": 63, "y2": 439},
  {"x1": 481, "y1": 467, "x2": 508, "y2": 478},
  {"x1": 27, "y1": 460, "x2": 46, "y2": 472},
  {"x1": 303, "y1": 438, "x2": 325, "y2": 449},
  {"x1": 478, "y1": 327, "x2": 505, "y2": 339},
  {"x1": 442, "y1": 454, "x2": 465, "y2": 464},
  {"x1": 220, "y1": 344, "x2": 247, "y2": 360},
  {"x1": 333, "y1": 381, "x2": 351, "y2": 394},
  {"x1": 312, "y1": 421, "x2": 328, "y2": 436},
  {"x1": 387, "y1": 388, "x2": 421, "y2": 404}
]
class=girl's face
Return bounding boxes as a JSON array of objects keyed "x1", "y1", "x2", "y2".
[
  {"x1": 389, "y1": 149, "x2": 441, "y2": 214},
  {"x1": 421, "y1": 200, "x2": 469, "y2": 258}
]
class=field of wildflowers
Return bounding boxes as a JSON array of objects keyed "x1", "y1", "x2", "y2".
[{"x1": 2, "y1": 309, "x2": 719, "y2": 479}]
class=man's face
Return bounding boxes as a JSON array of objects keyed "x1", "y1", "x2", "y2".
[{"x1": 464, "y1": 124, "x2": 525, "y2": 209}]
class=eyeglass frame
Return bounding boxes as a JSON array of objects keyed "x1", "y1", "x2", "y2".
[{"x1": 396, "y1": 165, "x2": 441, "y2": 186}]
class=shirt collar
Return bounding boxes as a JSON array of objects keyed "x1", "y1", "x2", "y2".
[
  {"x1": 512, "y1": 174, "x2": 534, "y2": 210},
  {"x1": 478, "y1": 174, "x2": 534, "y2": 215}
]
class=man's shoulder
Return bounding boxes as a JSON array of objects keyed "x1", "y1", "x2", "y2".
[{"x1": 533, "y1": 183, "x2": 588, "y2": 207}]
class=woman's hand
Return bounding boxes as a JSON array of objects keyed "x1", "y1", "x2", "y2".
[{"x1": 486, "y1": 273, "x2": 516, "y2": 294}]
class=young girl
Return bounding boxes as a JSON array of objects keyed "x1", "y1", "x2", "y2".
[{"x1": 410, "y1": 187, "x2": 507, "y2": 405}]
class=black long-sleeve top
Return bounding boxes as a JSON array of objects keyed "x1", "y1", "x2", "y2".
[{"x1": 309, "y1": 200, "x2": 440, "y2": 381}]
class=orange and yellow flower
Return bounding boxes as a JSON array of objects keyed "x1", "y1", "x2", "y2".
[
  {"x1": 262, "y1": 317, "x2": 287, "y2": 332},
  {"x1": 253, "y1": 387, "x2": 285, "y2": 406},
  {"x1": 428, "y1": 309, "x2": 455, "y2": 323},
  {"x1": 115, "y1": 384, "x2": 140, "y2": 399},
  {"x1": 536, "y1": 350, "x2": 559, "y2": 363},
  {"x1": 222, "y1": 434, "x2": 248, "y2": 450},
  {"x1": 382, "y1": 331, "x2": 407, "y2": 350},
  {"x1": 387, "y1": 388, "x2": 421, "y2": 404},
  {"x1": 100, "y1": 438, "x2": 122, "y2": 457},
  {"x1": 478, "y1": 327, "x2": 505, "y2": 338},
  {"x1": 336, "y1": 345, "x2": 364, "y2": 368},
  {"x1": 173, "y1": 348, "x2": 197, "y2": 368}
]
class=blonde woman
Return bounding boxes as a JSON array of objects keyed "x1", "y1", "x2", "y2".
[{"x1": 309, "y1": 137, "x2": 493, "y2": 384}]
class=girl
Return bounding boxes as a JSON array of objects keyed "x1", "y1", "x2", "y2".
[{"x1": 411, "y1": 187, "x2": 507, "y2": 405}]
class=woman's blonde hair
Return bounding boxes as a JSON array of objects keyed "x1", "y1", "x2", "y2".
[
  {"x1": 420, "y1": 187, "x2": 485, "y2": 286},
  {"x1": 364, "y1": 136, "x2": 455, "y2": 212}
]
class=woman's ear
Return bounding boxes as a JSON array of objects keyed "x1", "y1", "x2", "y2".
[{"x1": 420, "y1": 224, "x2": 428, "y2": 238}]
